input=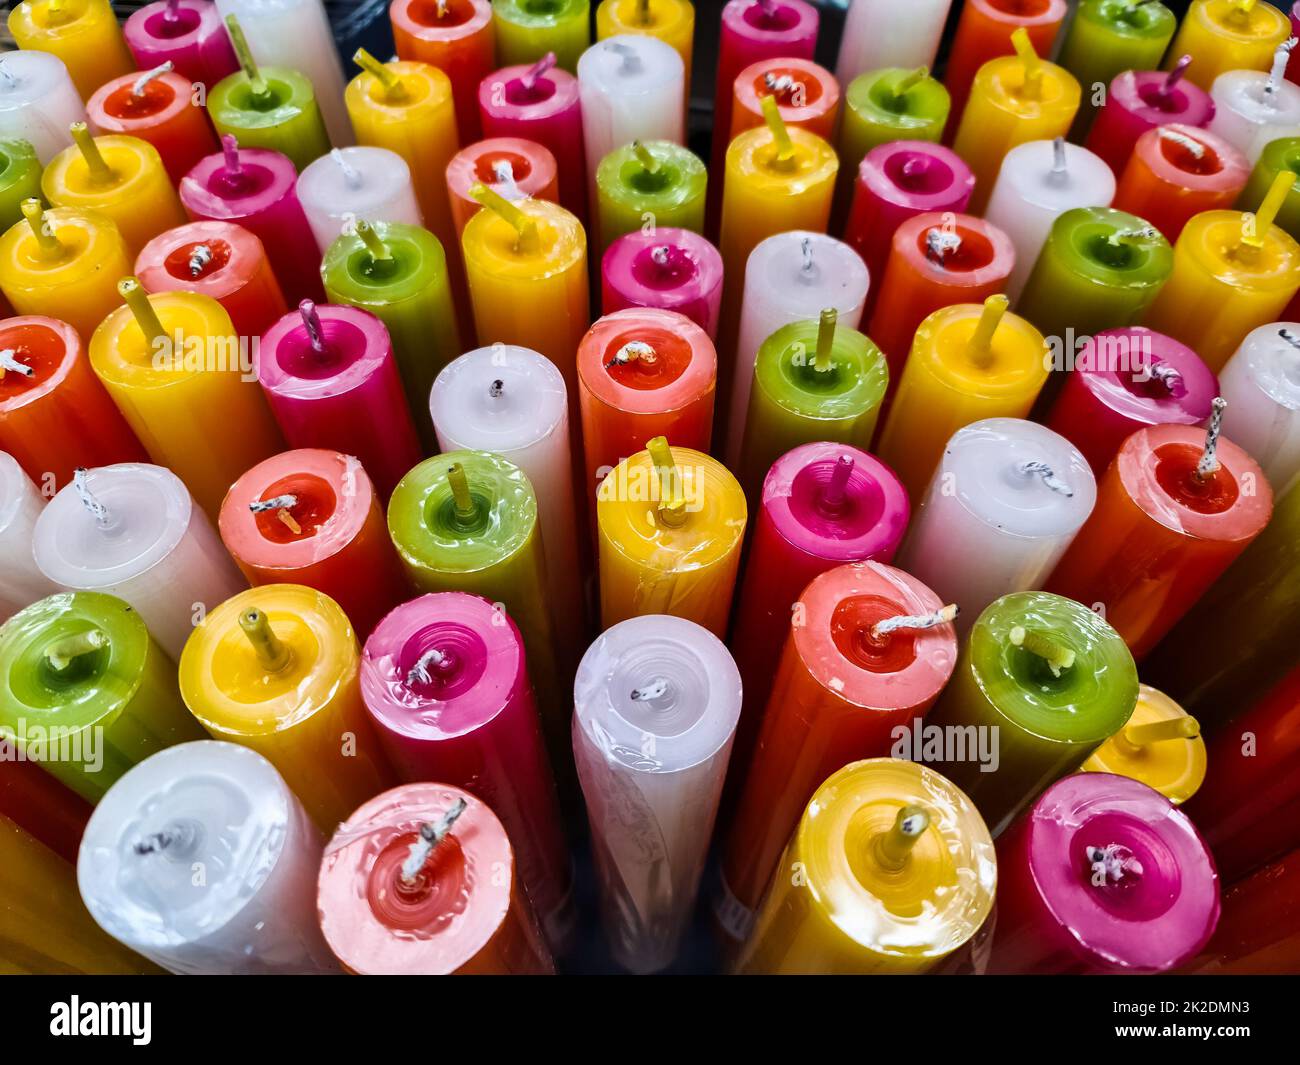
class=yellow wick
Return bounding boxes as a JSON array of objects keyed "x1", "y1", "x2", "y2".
[
  {"x1": 469, "y1": 181, "x2": 540, "y2": 255},
  {"x1": 1114, "y1": 715, "x2": 1200, "y2": 755},
  {"x1": 354, "y1": 219, "x2": 393, "y2": 263},
  {"x1": 813, "y1": 307, "x2": 837, "y2": 373},
  {"x1": 1011, "y1": 28, "x2": 1044, "y2": 101},
  {"x1": 69, "y1": 122, "x2": 114, "y2": 184},
  {"x1": 353, "y1": 47, "x2": 407, "y2": 102},
  {"x1": 647, "y1": 435, "x2": 687, "y2": 527},
  {"x1": 238, "y1": 608, "x2": 291, "y2": 673},
  {"x1": 872, "y1": 805, "x2": 930, "y2": 871},
  {"x1": 966, "y1": 294, "x2": 1009, "y2": 369},
  {"x1": 117, "y1": 278, "x2": 170, "y2": 352},
  {"x1": 447, "y1": 462, "x2": 477, "y2": 523},
  {"x1": 760, "y1": 93, "x2": 796, "y2": 169},
  {"x1": 20, "y1": 198, "x2": 63, "y2": 259},
  {"x1": 1241, "y1": 167, "x2": 1293, "y2": 250}
]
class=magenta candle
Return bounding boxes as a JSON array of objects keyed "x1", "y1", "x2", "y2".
[
  {"x1": 479, "y1": 57, "x2": 587, "y2": 224},
  {"x1": 258, "y1": 301, "x2": 422, "y2": 500},
  {"x1": 361, "y1": 591, "x2": 574, "y2": 952},
  {"x1": 1291, "y1": 3, "x2": 1300, "y2": 85},
  {"x1": 122, "y1": 0, "x2": 239, "y2": 91},
  {"x1": 179, "y1": 137, "x2": 325, "y2": 305},
  {"x1": 601, "y1": 228, "x2": 725, "y2": 340},
  {"x1": 845, "y1": 141, "x2": 976, "y2": 320},
  {"x1": 1045, "y1": 328, "x2": 1220, "y2": 476},
  {"x1": 1086, "y1": 64, "x2": 1216, "y2": 176},
  {"x1": 985, "y1": 774, "x2": 1220, "y2": 974}
]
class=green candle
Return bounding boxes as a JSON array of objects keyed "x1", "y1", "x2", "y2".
[
  {"x1": 838, "y1": 68, "x2": 949, "y2": 206},
  {"x1": 595, "y1": 139, "x2": 706, "y2": 252},
  {"x1": 0, "y1": 592, "x2": 202, "y2": 803},
  {"x1": 738, "y1": 309, "x2": 888, "y2": 502},
  {"x1": 322, "y1": 219, "x2": 459, "y2": 450},
  {"x1": 493, "y1": 0, "x2": 592, "y2": 73},
  {"x1": 922, "y1": 591, "x2": 1138, "y2": 836},
  {"x1": 1237, "y1": 138, "x2": 1300, "y2": 242},
  {"x1": 1017, "y1": 207, "x2": 1173, "y2": 343},
  {"x1": 0, "y1": 139, "x2": 42, "y2": 232}
]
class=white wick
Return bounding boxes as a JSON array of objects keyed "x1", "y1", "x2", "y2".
[
  {"x1": 607, "y1": 340, "x2": 656, "y2": 367},
  {"x1": 651, "y1": 244, "x2": 671, "y2": 267},
  {"x1": 0, "y1": 348, "x2": 34, "y2": 378},
  {"x1": 492, "y1": 159, "x2": 523, "y2": 201},
  {"x1": 630, "y1": 677, "x2": 670, "y2": 701},
  {"x1": 607, "y1": 41, "x2": 644, "y2": 75},
  {"x1": 871, "y1": 603, "x2": 959, "y2": 638},
  {"x1": 1148, "y1": 362, "x2": 1186, "y2": 397},
  {"x1": 400, "y1": 798, "x2": 468, "y2": 882},
  {"x1": 1196, "y1": 396, "x2": 1227, "y2": 481},
  {"x1": 1048, "y1": 136, "x2": 1068, "y2": 184},
  {"x1": 1280, "y1": 327, "x2": 1300, "y2": 350},
  {"x1": 800, "y1": 235, "x2": 815, "y2": 278},
  {"x1": 1266, "y1": 38, "x2": 1297, "y2": 97},
  {"x1": 73, "y1": 468, "x2": 110, "y2": 526},
  {"x1": 1157, "y1": 127, "x2": 1206, "y2": 159},
  {"x1": 248, "y1": 493, "x2": 298, "y2": 512},
  {"x1": 406, "y1": 647, "x2": 447, "y2": 687},
  {"x1": 488, "y1": 378, "x2": 504, "y2": 399},
  {"x1": 1087, "y1": 843, "x2": 1144, "y2": 884},
  {"x1": 188, "y1": 243, "x2": 213, "y2": 277},
  {"x1": 764, "y1": 72, "x2": 796, "y2": 95},
  {"x1": 1020, "y1": 460, "x2": 1074, "y2": 497},
  {"x1": 132, "y1": 61, "x2": 174, "y2": 97},
  {"x1": 925, "y1": 228, "x2": 961, "y2": 262},
  {"x1": 331, "y1": 148, "x2": 363, "y2": 190}
]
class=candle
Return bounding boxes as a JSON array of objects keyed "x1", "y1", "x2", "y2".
[
  {"x1": 77, "y1": 740, "x2": 340, "y2": 974},
  {"x1": 361, "y1": 592, "x2": 575, "y2": 951},
  {"x1": 87, "y1": 66, "x2": 220, "y2": 185},
  {"x1": 88, "y1": 281, "x2": 285, "y2": 521},
  {"x1": 0, "y1": 730, "x2": 91, "y2": 862},
  {"x1": 493, "y1": 0, "x2": 592, "y2": 72},
  {"x1": 922, "y1": 591, "x2": 1138, "y2": 836},
  {"x1": 1144, "y1": 171, "x2": 1300, "y2": 369},
  {"x1": 577, "y1": 307, "x2": 716, "y2": 503},
  {"x1": 179, "y1": 584, "x2": 395, "y2": 832},
  {"x1": 213, "y1": 0, "x2": 352, "y2": 146},
  {"x1": 597, "y1": 0, "x2": 695, "y2": 78},
  {"x1": 258, "y1": 305, "x2": 422, "y2": 500},
  {"x1": 1047, "y1": 417, "x2": 1274, "y2": 660},
  {"x1": 0, "y1": 51, "x2": 86, "y2": 164},
  {"x1": 1166, "y1": 0, "x2": 1291, "y2": 91},
  {"x1": 446, "y1": 136, "x2": 557, "y2": 238},
  {"x1": 877, "y1": 296, "x2": 1050, "y2": 502},
  {"x1": 730, "y1": 57, "x2": 840, "y2": 145},
  {"x1": 988, "y1": 774, "x2": 1219, "y2": 973},
  {"x1": 1044, "y1": 327, "x2": 1219, "y2": 476},
  {"x1": 298, "y1": 147, "x2": 424, "y2": 254},
  {"x1": 391, "y1": 0, "x2": 495, "y2": 143},
  {"x1": 0, "y1": 590, "x2": 202, "y2": 801},
  {"x1": 594, "y1": 139, "x2": 705, "y2": 252},
  {"x1": 1114, "y1": 125, "x2": 1251, "y2": 242},
  {"x1": 123, "y1": 0, "x2": 240, "y2": 91},
  {"x1": 985, "y1": 139, "x2": 1117, "y2": 301},
  {"x1": 1218, "y1": 323, "x2": 1300, "y2": 488},
  {"x1": 136, "y1": 219, "x2": 288, "y2": 339},
  {"x1": 1239, "y1": 137, "x2": 1300, "y2": 240},
  {"x1": 735, "y1": 759, "x2": 997, "y2": 974},
  {"x1": 219, "y1": 449, "x2": 412, "y2": 637},
  {"x1": 1086, "y1": 64, "x2": 1217, "y2": 176},
  {"x1": 42, "y1": 126, "x2": 187, "y2": 259},
  {"x1": 836, "y1": 0, "x2": 953, "y2": 88},
  {"x1": 601, "y1": 228, "x2": 724, "y2": 338},
  {"x1": 316, "y1": 783, "x2": 554, "y2": 974},
  {"x1": 1209, "y1": 44, "x2": 1300, "y2": 163},
  {"x1": 180, "y1": 139, "x2": 326, "y2": 304},
  {"x1": 0, "y1": 140, "x2": 42, "y2": 232},
  {"x1": 7, "y1": 0, "x2": 134, "y2": 101},
  {"x1": 717, "y1": 561, "x2": 957, "y2": 942},
  {"x1": 574, "y1": 614, "x2": 741, "y2": 972},
  {"x1": 207, "y1": 16, "x2": 332, "y2": 172},
  {"x1": 0, "y1": 454, "x2": 56, "y2": 619},
  {"x1": 896, "y1": 419, "x2": 1096, "y2": 634},
  {"x1": 1188, "y1": 846, "x2": 1300, "y2": 974},
  {"x1": 1083, "y1": 683, "x2": 1206, "y2": 805}
]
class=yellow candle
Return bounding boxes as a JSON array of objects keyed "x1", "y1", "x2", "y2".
[
  {"x1": 953, "y1": 29, "x2": 1080, "y2": 214},
  {"x1": 596, "y1": 0, "x2": 695, "y2": 80},
  {"x1": 1144, "y1": 171, "x2": 1300, "y2": 371},
  {"x1": 1165, "y1": 0, "x2": 1291, "y2": 90},
  {"x1": 41, "y1": 124, "x2": 186, "y2": 258},
  {"x1": 0, "y1": 198, "x2": 130, "y2": 341},
  {"x1": 7, "y1": 0, "x2": 134, "y2": 101},
  {"x1": 89, "y1": 279, "x2": 284, "y2": 521},
  {"x1": 734, "y1": 759, "x2": 997, "y2": 975},
  {"x1": 1083, "y1": 684, "x2": 1206, "y2": 804},
  {"x1": 876, "y1": 295, "x2": 1050, "y2": 502},
  {"x1": 179, "y1": 585, "x2": 395, "y2": 833},
  {"x1": 597, "y1": 436, "x2": 747, "y2": 636}
]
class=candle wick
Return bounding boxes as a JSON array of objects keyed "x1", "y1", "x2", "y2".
[
  {"x1": 871, "y1": 603, "x2": 959, "y2": 639},
  {"x1": 1266, "y1": 38, "x2": 1297, "y2": 97},
  {"x1": 647, "y1": 435, "x2": 687, "y2": 527},
  {"x1": 239, "y1": 607, "x2": 292, "y2": 673},
  {"x1": 763, "y1": 72, "x2": 796, "y2": 100},
  {"x1": 248, "y1": 493, "x2": 298, "y2": 513},
  {"x1": 1195, "y1": 396, "x2": 1227, "y2": 482},
  {"x1": 607, "y1": 340, "x2": 657, "y2": 368},
  {"x1": 1161, "y1": 55, "x2": 1192, "y2": 99},
  {"x1": 800, "y1": 236, "x2": 815, "y2": 278},
  {"x1": 400, "y1": 798, "x2": 468, "y2": 883},
  {"x1": 446, "y1": 462, "x2": 478, "y2": 524},
  {"x1": 221, "y1": 133, "x2": 243, "y2": 180},
  {"x1": 164, "y1": 0, "x2": 180, "y2": 21},
  {"x1": 1116, "y1": 715, "x2": 1201, "y2": 754},
  {"x1": 133, "y1": 830, "x2": 175, "y2": 856},
  {"x1": 1009, "y1": 625, "x2": 1076, "y2": 677},
  {"x1": 0, "y1": 348, "x2": 34, "y2": 379},
  {"x1": 1087, "y1": 843, "x2": 1144, "y2": 885},
  {"x1": 489, "y1": 378, "x2": 504, "y2": 398},
  {"x1": 925, "y1": 227, "x2": 961, "y2": 264},
  {"x1": 872, "y1": 805, "x2": 930, "y2": 871},
  {"x1": 298, "y1": 299, "x2": 328, "y2": 355},
  {"x1": 406, "y1": 647, "x2": 451, "y2": 687},
  {"x1": 330, "y1": 148, "x2": 364, "y2": 191},
  {"x1": 650, "y1": 243, "x2": 673, "y2": 270},
  {"x1": 436, "y1": 0, "x2": 448, "y2": 15},
  {"x1": 132, "y1": 61, "x2": 173, "y2": 97},
  {"x1": 1157, "y1": 127, "x2": 1206, "y2": 159},
  {"x1": 0, "y1": 60, "x2": 16, "y2": 90},
  {"x1": 630, "y1": 677, "x2": 670, "y2": 702},
  {"x1": 820, "y1": 454, "x2": 855, "y2": 512},
  {"x1": 72, "y1": 468, "x2": 110, "y2": 527},
  {"x1": 1147, "y1": 362, "x2": 1186, "y2": 397},
  {"x1": 188, "y1": 243, "x2": 213, "y2": 277},
  {"x1": 43, "y1": 628, "x2": 108, "y2": 671},
  {"x1": 1280, "y1": 327, "x2": 1300, "y2": 350},
  {"x1": 606, "y1": 41, "x2": 644, "y2": 76},
  {"x1": 521, "y1": 52, "x2": 557, "y2": 92},
  {"x1": 1019, "y1": 460, "x2": 1073, "y2": 497},
  {"x1": 492, "y1": 159, "x2": 522, "y2": 200},
  {"x1": 1107, "y1": 224, "x2": 1160, "y2": 247}
]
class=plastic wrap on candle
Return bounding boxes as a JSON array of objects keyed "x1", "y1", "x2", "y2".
[
  {"x1": 1218, "y1": 322, "x2": 1300, "y2": 491},
  {"x1": 446, "y1": 136, "x2": 558, "y2": 238},
  {"x1": 1082, "y1": 684, "x2": 1206, "y2": 805},
  {"x1": 0, "y1": 51, "x2": 87, "y2": 163},
  {"x1": 601, "y1": 228, "x2": 724, "y2": 338},
  {"x1": 0, "y1": 453, "x2": 56, "y2": 619},
  {"x1": 123, "y1": 0, "x2": 240, "y2": 90},
  {"x1": 297, "y1": 147, "x2": 423, "y2": 254}
]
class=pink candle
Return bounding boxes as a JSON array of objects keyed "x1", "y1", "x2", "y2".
[
  {"x1": 1086, "y1": 63, "x2": 1216, "y2": 176},
  {"x1": 845, "y1": 141, "x2": 976, "y2": 320},
  {"x1": 360, "y1": 592, "x2": 574, "y2": 952},
  {"x1": 445, "y1": 137, "x2": 558, "y2": 238},
  {"x1": 601, "y1": 229, "x2": 724, "y2": 340},
  {"x1": 257, "y1": 302, "x2": 421, "y2": 500},
  {"x1": 1045, "y1": 327, "x2": 1219, "y2": 476},
  {"x1": 122, "y1": 0, "x2": 239, "y2": 91},
  {"x1": 985, "y1": 774, "x2": 1220, "y2": 974},
  {"x1": 179, "y1": 137, "x2": 325, "y2": 304}
]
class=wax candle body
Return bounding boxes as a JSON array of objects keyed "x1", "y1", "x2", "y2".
[
  {"x1": 0, "y1": 140, "x2": 43, "y2": 231},
  {"x1": 596, "y1": 0, "x2": 694, "y2": 77},
  {"x1": 446, "y1": 137, "x2": 557, "y2": 238},
  {"x1": 594, "y1": 140, "x2": 705, "y2": 252},
  {"x1": 7, "y1": 0, "x2": 134, "y2": 101},
  {"x1": 1217, "y1": 323, "x2": 1300, "y2": 489},
  {"x1": 1086, "y1": 69, "x2": 1217, "y2": 176},
  {"x1": 0, "y1": 730, "x2": 91, "y2": 862},
  {"x1": 730, "y1": 57, "x2": 840, "y2": 144},
  {"x1": 78, "y1": 740, "x2": 340, "y2": 974},
  {"x1": 298, "y1": 147, "x2": 423, "y2": 253},
  {"x1": 1167, "y1": 0, "x2": 1291, "y2": 90},
  {"x1": 1209, "y1": 69, "x2": 1300, "y2": 164},
  {"x1": 1083, "y1": 684, "x2": 1206, "y2": 805},
  {"x1": 88, "y1": 70, "x2": 219, "y2": 184},
  {"x1": 0, "y1": 51, "x2": 86, "y2": 164},
  {"x1": 835, "y1": 0, "x2": 952, "y2": 87},
  {"x1": 1237, "y1": 137, "x2": 1300, "y2": 239},
  {"x1": 123, "y1": 0, "x2": 240, "y2": 90},
  {"x1": 493, "y1": 0, "x2": 591, "y2": 72},
  {"x1": 391, "y1": 0, "x2": 495, "y2": 142},
  {"x1": 0, "y1": 454, "x2": 56, "y2": 619},
  {"x1": 601, "y1": 228, "x2": 724, "y2": 338},
  {"x1": 207, "y1": 64, "x2": 331, "y2": 172},
  {"x1": 1189, "y1": 846, "x2": 1300, "y2": 974}
]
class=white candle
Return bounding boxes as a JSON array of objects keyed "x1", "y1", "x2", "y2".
[
  {"x1": 726, "y1": 231, "x2": 870, "y2": 467},
  {"x1": 297, "y1": 147, "x2": 423, "y2": 253},
  {"x1": 32, "y1": 464, "x2": 246, "y2": 660},
  {"x1": 573, "y1": 614, "x2": 741, "y2": 974},
  {"x1": 895, "y1": 418, "x2": 1097, "y2": 634},
  {"x1": 0, "y1": 51, "x2": 87, "y2": 164},
  {"x1": 78, "y1": 740, "x2": 341, "y2": 974},
  {"x1": 836, "y1": 0, "x2": 954, "y2": 86},
  {"x1": 986, "y1": 139, "x2": 1117, "y2": 302},
  {"x1": 1219, "y1": 323, "x2": 1300, "y2": 493},
  {"x1": 577, "y1": 35, "x2": 685, "y2": 204},
  {"x1": 0, "y1": 453, "x2": 56, "y2": 620},
  {"x1": 214, "y1": 0, "x2": 353, "y2": 146},
  {"x1": 1209, "y1": 44, "x2": 1300, "y2": 164}
]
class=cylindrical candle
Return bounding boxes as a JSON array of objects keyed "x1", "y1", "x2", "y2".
[
  {"x1": 7, "y1": 0, "x2": 134, "y2": 101},
  {"x1": 492, "y1": 0, "x2": 591, "y2": 72},
  {"x1": 0, "y1": 729, "x2": 91, "y2": 862},
  {"x1": 123, "y1": 0, "x2": 240, "y2": 91},
  {"x1": 596, "y1": 0, "x2": 694, "y2": 76},
  {"x1": 446, "y1": 136, "x2": 557, "y2": 238},
  {"x1": 1188, "y1": 845, "x2": 1300, "y2": 974},
  {"x1": 1082, "y1": 684, "x2": 1206, "y2": 805},
  {"x1": 730, "y1": 56, "x2": 840, "y2": 145},
  {"x1": 297, "y1": 147, "x2": 423, "y2": 254},
  {"x1": 0, "y1": 455, "x2": 56, "y2": 619},
  {"x1": 391, "y1": 0, "x2": 495, "y2": 142},
  {"x1": 1166, "y1": 0, "x2": 1291, "y2": 90},
  {"x1": 87, "y1": 67, "x2": 220, "y2": 184},
  {"x1": 601, "y1": 228, "x2": 724, "y2": 338},
  {"x1": 1218, "y1": 323, "x2": 1300, "y2": 489},
  {"x1": 0, "y1": 140, "x2": 43, "y2": 232},
  {"x1": 1237, "y1": 136, "x2": 1300, "y2": 240},
  {"x1": 0, "y1": 51, "x2": 87, "y2": 164},
  {"x1": 835, "y1": 0, "x2": 953, "y2": 87},
  {"x1": 1209, "y1": 59, "x2": 1300, "y2": 164},
  {"x1": 1086, "y1": 65, "x2": 1217, "y2": 176},
  {"x1": 594, "y1": 139, "x2": 705, "y2": 252}
]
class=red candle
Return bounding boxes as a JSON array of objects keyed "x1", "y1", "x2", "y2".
[
  {"x1": 1086, "y1": 63, "x2": 1217, "y2": 176},
  {"x1": 601, "y1": 229, "x2": 724, "y2": 339},
  {"x1": 218, "y1": 448, "x2": 410, "y2": 638},
  {"x1": 87, "y1": 67, "x2": 219, "y2": 184},
  {"x1": 135, "y1": 220, "x2": 288, "y2": 339},
  {"x1": 0, "y1": 315, "x2": 145, "y2": 489},
  {"x1": 729, "y1": 56, "x2": 841, "y2": 143},
  {"x1": 445, "y1": 136, "x2": 558, "y2": 238},
  {"x1": 1187, "y1": 846, "x2": 1300, "y2": 974},
  {"x1": 1113, "y1": 124, "x2": 1249, "y2": 242},
  {"x1": 0, "y1": 737, "x2": 92, "y2": 865},
  {"x1": 390, "y1": 0, "x2": 495, "y2": 143},
  {"x1": 1047, "y1": 419, "x2": 1273, "y2": 662}
]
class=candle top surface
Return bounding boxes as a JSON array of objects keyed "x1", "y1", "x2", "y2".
[
  {"x1": 0, "y1": 138, "x2": 39, "y2": 185},
  {"x1": 461, "y1": 197, "x2": 584, "y2": 276},
  {"x1": 431, "y1": 344, "x2": 567, "y2": 452},
  {"x1": 392, "y1": 0, "x2": 492, "y2": 37},
  {"x1": 579, "y1": 307, "x2": 716, "y2": 412},
  {"x1": 1176, "y1": 208, "x2": 1300, "y2": 286},
  {"x1": 1234, "y1": 323, "x2": 1300, "y2": 409},
  {"x1": 10, "y1": 0, "x2": 106, "y2": 35},
  {"x1": 793, "y1": 561, "x2": 957, "y2": 710},
  {"x1": 914, "y1": 304, "x2": 1049, "y2": 396},
  {"x1": 735, "y1": 57, "x2": 839, "y2": 125},
  {"x1": 967, "y1": 0, "x2": 1067, "y2": 24},
  {"x1": 798, "y1": 758, "x2": 997, "y2": 959},
  {"x1": 322, "y1": 220, "x2": 446, "y2": 298},
  {"x1": 0, "y1": 315, "x2": 80, "y2": 412},
  {"x1": 1077, "y1": 0, "x2": 1176, "y2": 37},
  {"x1": 1135, "y1": 124, "x2": 1249, "y2": 191},
  {"x1": 0, "y1": 450, "x2": 36, "y2": 531},
  {"x1": 896, "y1": 213, "x2": 1015, "y2": 285},
  {"x1": 976, "y1": 55, "x2": 1080, "y2": 118},
  {"x1": 722, "y1": 0, "x2": 819, "y2": 42},
  {"x1": 0, "y1": 205, "x2": 125, "y2": 284},
  {"x1": 1194, "y1": 0, "x2": 1289, "y2": 40},
  {"x1": 299, "y1": 147, "x2": 417, "y2": 213},
  {"x1": 43, "y1": 135, "x2": 164, "y2": 201},
  {"x1": 762, "y1": 443, "x2": 910, "y2": 561},
  {"x1": 179, "y1": 584, "x2": 358, "y2": 736},
  {"x1": 125, "y1": 0, "x2": 218, "y2": 47},
  {"x1": 0, "y1": 48, "x2": 72, "y2": 102},
  {"x1": 755, "y1": 317, "x2": 888, "y2": 418},
  {"x1": 346, "y1": 59, "x2": 452, "y2": 117},
  {"x1": 1018, "y1": 772, "x2": 1219, "y2": 972},
  {"x1": 847, "y1": 68, "x2": 950, "y2": 129},
  {"x1": 1213, "y1": 68, "x2": 1300, "y2": 125},
  {"x1": 862, "y1": 142, "x2": 975, "y2": 212},
  {"x1": 1110, "y1": 69, "x2": 1215, "y2": 125},
  {"x1": 595, "y1": 140, "x2": 706, "y2": 210},
  {"x1": 600, "y1": 0, "x2": 692, "y2": 32},
  {"x1": 259, "y1": 304, "x2": 391, "y2": 398},
  {"x1": 447, "y1": 137, "x2": 557, "y2": 202},
  {"x1": 1083, "y1": 684, "x2": 1206, "y2": 804},
  {"x1": 1075, "y1": 327, "x2": 1218, "y2": 426},
  {"x1": 1047, "y1": 206, "x2": 1173, "y2": 286},
  {"x1": 746, "y1": 231, "x2": 869, "y2": 316},
  {"x1": 91, "y1": 71, "x2": 190, "y2": 127},
  {"x1": 967, "y1": 591, "x2": 1138, "y2": 742},
  {"x1": 602, "y1": 228, "x2": 724, "y2": 307},
  {"x1": 1256, "y1": 134, "x2": 1300, "y2": 183},
  {"x1": 495, "y1": 0, "x2": 588, "y2": 24},
  {"x1": 181, "y1": 146, "x2": 297, "y2": 217},
  {"x1": 136, "y1": 220, "x2": 265, "y2": 299},
  {"x1": 77, "y1": 740, "x2": 299, "y2": 949},
  {"x1": 727, "y1": 123, "x2": 838, "y2": 191},
  {"x1": 478, "y1": 62, "x2": 580, "y2": 119},
  {"x1": 210, "y1": 65, "x2": 316, "y2": 126},
  {"x1": 578, "y1": 35, "x2": 684, "y2": 93},
  {"x1": 89, "y1": 289, "x2": 236, "y2": 387},
  {"x1": 317, "y1": 783, "x2": 518, "y2": 975},
  {"x1": 998, "y1": 139, "x2": 1116, "y2": 208}
]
